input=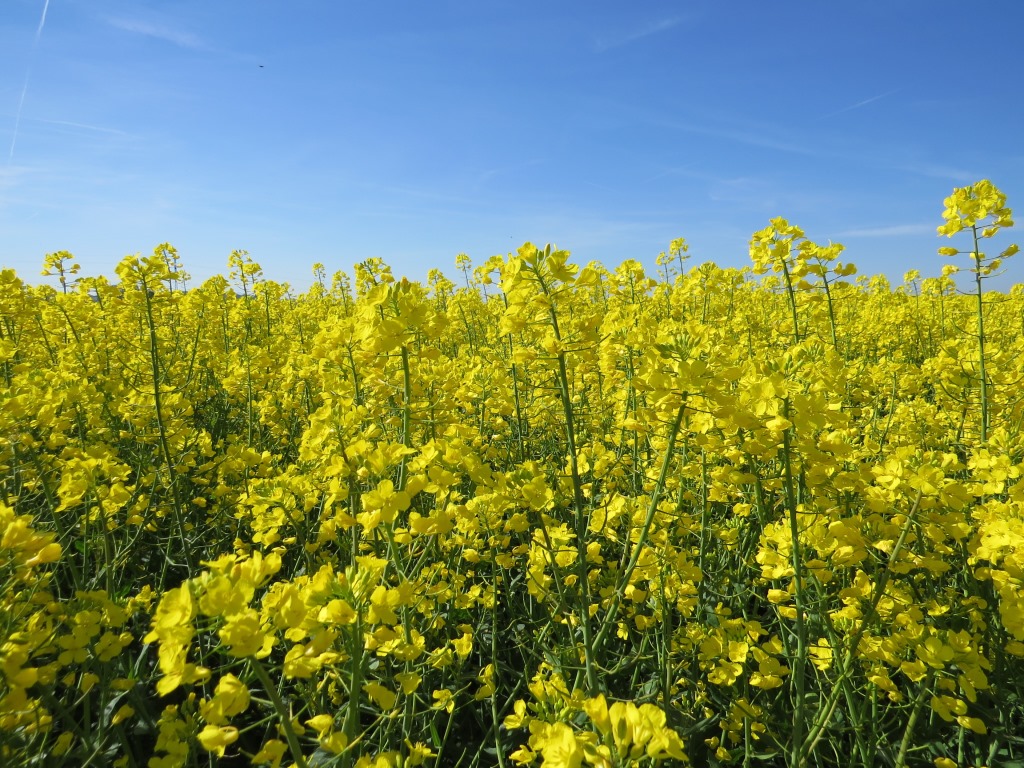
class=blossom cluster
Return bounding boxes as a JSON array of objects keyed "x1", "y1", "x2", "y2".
[{"x1": 0, "y1": 182, "x2": 1021, "y2": 767}]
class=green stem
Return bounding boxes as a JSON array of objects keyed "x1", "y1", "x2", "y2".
[
  {"x1": 781, "y1": 262, "x2": 800, "y2": 345},
  {"x1": 490, "y1": 557, "x2": 508, "y2": 768},
  {"x1": 592, "y1": 402, "x2": 686, "y2": 665},
  {"x1": 398, "y1": 345, "x2": 412, "y2": 490},
  {"x1": 894, "y1": 672, "x2": 934, "y2": 768},
  {"x1": 822, "y1": 277, "x2": 839, "y2": 353},
  {"x1": 343, "y1": 619, "x2": 364, "y2": 763},
  {"x1": 800, "y1": 490, "x2": 924, "y2": 765},
  {"x1": 973, "y1": 226, "x2": 988, "y2": 444},
  {"x1": 781, "y1": 402, "x2": 807, "y2": 768},
  {"x1": 501, "y1": 291, "x2": 527, "y2": 463},
  {"x1": 697, "y1": 449, "x2": 710, "y2": 616},
  {"x1": 142, "y1": 283, "x2": 194, "y2": 574},
  {"x1": 252, "y1": 659, "x2": 309, "y2": 768},
  {"x1": 533, "y1": 267, "x2": 599, "y2": 692}
]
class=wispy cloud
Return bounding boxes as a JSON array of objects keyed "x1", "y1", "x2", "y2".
[
  {"x1": 595, "y1": 17, "x2": 686, "y2": 52},
  {"x1": 644, "y1": 164, "x2": 705, "y2": 183},
  {"x1": 352, "y1": 180, "x2": 487, "y2": 210},
  {"x1": 584, "y1": 97, "x2": 835, "y2": 160},
  {"x1": 0, "y1": 164, "x2": 32, "y2": 188},
  {"x1": 108, "y1": 17, "x2": 207, "y2": 50},
  {"x1": 476, "y1": 158, "x2": 545, "y2": 186},
  {"x1": 508, "y1": 209, "x2": 676, "y2": 254},
  {"x1": 894, "y1": 162, "x2": 977, "y2": 183},
  {"x1": 836, "y1": 223, "x2": 934, "y2": 238},
  {"x1": 30, "y1": 117, "x2": 128, "y2": 137},
  {"x1": 9, "y1": 0, "x2": 52, "y2": 162},
  {"x1": 820, "y1": 89, "x2": 901, "y2": 120},
  {"x1": 708, "y1": 176, "x2": 771, "y2": 203},
  {"x1": 657, "y1": 117, "x2": 828, "y2": 158}
]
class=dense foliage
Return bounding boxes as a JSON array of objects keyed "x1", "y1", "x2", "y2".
[{"x1": 1, "y1": 181, "x2": 1022, "y2": 767}]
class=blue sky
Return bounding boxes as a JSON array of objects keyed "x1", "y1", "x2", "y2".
[{"x1": 2, "y1": 0, "x2": 1022, "y2": 291}]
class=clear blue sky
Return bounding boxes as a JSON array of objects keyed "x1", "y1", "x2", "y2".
[{"x1": 2, "y1": 1, "x2": 1022, "y2": 291}]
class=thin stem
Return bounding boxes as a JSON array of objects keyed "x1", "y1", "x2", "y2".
[
  {"x1": 895, "y1": 672, "x2": 934, "y2": 768},
  {"x1": 973, "y1": 226, "x2": 988, "y2": 444},
  {"x1": 800, "y1": 490, "x2": 924, "y2": 765},
  {"x1": 251, "y1": 659, "x2": 309, "y2": 768},
  {"x1": 782, "y1": 401, "x2": 807, "y2": 768},
  {"x1": 532, "y1": 266, "x2": 599, "y2": 693},
  {"x1": 142, "y1": 283, "x2": 194, "y2": 574},
  {"x1": 781, "y1": 262, "x2": 800, "y2": 345},
  {"x1": 592, "y1": 402, "x2": 686, "y2": 664}
]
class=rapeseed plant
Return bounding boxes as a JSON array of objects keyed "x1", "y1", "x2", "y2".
[{"x1": 0, "y1": 184, "x2": 1021, "y2": 767}]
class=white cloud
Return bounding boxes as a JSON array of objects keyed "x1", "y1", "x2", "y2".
[
  {"x1": 836, "y1": 223, "x2": 934, "y2": 238},
  {"x1": 895, "y1": 162, "x2": 977, "y2": 183},
  {"x1": 819, "y1": 89, "x2": 901, "y2": 120},
  {"x1": 108, "y1": 17, "x2": 206, "y2": 50},
  {"x1": 595, "y1": 17, "x2": 686, "y2": 52},
  {"x1": 644, "y1": 115, "x2": 829, "y2": 158},
  {"x1": 30, "y1": 117, "x2": 127, "y2": 136}
]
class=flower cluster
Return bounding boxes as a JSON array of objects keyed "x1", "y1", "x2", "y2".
[{"x1": 0, "y1": 182, "x2": 1020, "y2": 767}]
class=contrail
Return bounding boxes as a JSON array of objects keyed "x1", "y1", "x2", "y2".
[
  {"x1": 8, "y1": 0, "x2": 51, "y2": 162},
  {"x1": 818, "y1": 88, "x2": 901, "y2": 121}
]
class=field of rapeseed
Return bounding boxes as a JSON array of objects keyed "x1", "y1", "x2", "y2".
[{"x1": 1, "y1": 181, "x2": 1023, "y2": 768}]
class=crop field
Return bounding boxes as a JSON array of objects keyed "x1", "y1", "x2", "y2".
[{"x1": 1, "y1": 182, "x2": 1023, "y2": 767}]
